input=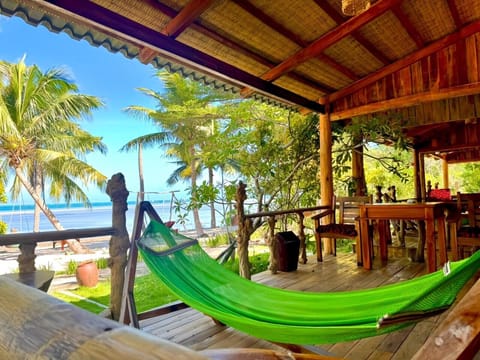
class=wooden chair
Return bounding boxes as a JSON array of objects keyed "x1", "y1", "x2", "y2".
[
  {"x1": 312, "y1": 195, "x2": 372, "y2": 266},
  {"x1": 450, "y1": 192, "x2": 480, "y2": 259}
]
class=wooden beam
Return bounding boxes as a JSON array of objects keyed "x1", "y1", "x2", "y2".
[
  {"x1": 161, "y1": 0, "x2": 214, "y2": 38},
  {"x1": 232, "y1": 0, "x2": 344, "y2": 90},
  {"x1": 261, "y1": 0, "x2": 402, "y2": 82},
  {"x1": 139, "y1": 0, "x2": 214, "y2": 63},
  {"x1": 330, "y1": 82, "x2": 480, "y2": 120},
  {"x1": 139, "y1": 0, "x2": 331, "y2": 95},
  {"x1": 329, "y1": 20, "x2": 480, "y2": 103},
  {"x1": 312, "y1": 0, "x2": 391, "y2": 65},
  {"x1": 41, "y1": 0, "x2": 325, "y2": 113}
]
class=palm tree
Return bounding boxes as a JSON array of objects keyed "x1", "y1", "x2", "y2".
[
  {"x1": 122, "y1": 71, "x2": 234, "y2": 236},
  {"x1": 0, "y1": 57, "x2": 107, "y2": 253}
]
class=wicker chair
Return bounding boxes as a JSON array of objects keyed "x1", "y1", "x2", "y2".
[{"x1": 312, "y1": 195, "x2": 372, "y2": 266}]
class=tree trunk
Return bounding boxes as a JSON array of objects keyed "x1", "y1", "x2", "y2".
[
  {"x1": 190, "y1": 149, "x2": 204, "y2": 236},
  {"x1": 208, "y1": 167, "x2": 216, "y2": 228},
  {"x1": 236, "y1": 181, "x2": 251, "y2": 279},
  {"x1": 14, "y1": 167, "x2": 89, "y2": 254},
  {"x1": 137, "y1": 144, "x2": 145, "y2": 204}
]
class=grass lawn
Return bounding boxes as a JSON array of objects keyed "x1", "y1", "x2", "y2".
[{"x1": 50, "y1": 252, "x2": 270, "y2": 314}]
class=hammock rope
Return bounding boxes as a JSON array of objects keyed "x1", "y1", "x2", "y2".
[{"x1": 138, "y1": 220, "x2": 480, "y2": 345}]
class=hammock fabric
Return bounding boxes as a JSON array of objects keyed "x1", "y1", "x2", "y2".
[{"x1": 138, "y1": 220, "x2": 480, "y2": 345}]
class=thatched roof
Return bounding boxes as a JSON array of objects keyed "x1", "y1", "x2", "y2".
[{"x1": 2, "y1": 0, "x2": 480, "y2": 161}]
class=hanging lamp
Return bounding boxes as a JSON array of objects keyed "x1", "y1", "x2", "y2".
[{"x1": 342, "y1": 0, "x2": 371, "y2": 16}]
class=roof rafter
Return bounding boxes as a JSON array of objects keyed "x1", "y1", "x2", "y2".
[
  {"x1": 260, "y1": 0, "x2": 402, "y2": 82},
  {"x1": 137, "y1": 0, "x2": 331, "y2": 96},
  {"x1": 139, "y1": 0, "x2": 213, "y2": 64},
  {"x1": 161, "y1": 0, "x2": 213, "y2": 37},
  {"x1": 43, "y1": 0, "x2": 325, "y2": 113},
  {"x1": 232, "y1": 0, "x2": 341, "y2": 96},
  {"x1": 312, "y1": 0, "x2": 391, "y2": 65}
]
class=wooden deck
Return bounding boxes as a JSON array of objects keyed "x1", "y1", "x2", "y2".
[{"x1": 139, "y1": 250, "x2": 479, "y2": 359}]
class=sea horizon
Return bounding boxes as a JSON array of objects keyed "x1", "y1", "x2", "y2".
[{"x1": 0, "y1": 199, "x2": 215, "y2": 233}]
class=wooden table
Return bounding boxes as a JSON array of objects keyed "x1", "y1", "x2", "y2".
[{"x1": 359, "y1": 202, "x2": 449, "y2": 273}]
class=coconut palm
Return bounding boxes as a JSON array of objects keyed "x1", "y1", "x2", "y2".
[
  {"x1": 122, "y1": 71, "x2": 235, "y2": 236},
  {"x1": 0, "y1": 57, "x2": 107, "y2": 253}
]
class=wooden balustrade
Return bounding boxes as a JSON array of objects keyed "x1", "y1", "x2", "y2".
[
  {"x1": 0, "y1": 173, "x2": 129, "y2": 320},
  {"x1": 235, "y1": 183, "x2": 329, "y2": 278}
]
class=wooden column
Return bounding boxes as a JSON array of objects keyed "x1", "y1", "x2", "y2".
[
  {"x1": 319, "y1": 99, "x2": 334, "y2": 254},
  {"x1": 413, "y1": 149, "x2": 426, "y2": 262},
  {"x1": 106, "y1": 173, "x2": 130, "y2": 321}
]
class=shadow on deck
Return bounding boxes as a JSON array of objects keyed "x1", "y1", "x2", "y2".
[{"x1": 139, "y1": 251, "x2": 478, "y2": 359}]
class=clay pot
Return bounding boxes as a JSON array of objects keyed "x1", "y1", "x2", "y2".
[{"x1": 75, "y1": 260, "x2": 99, "y2": 287}]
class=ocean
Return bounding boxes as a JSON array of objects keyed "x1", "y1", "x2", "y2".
[{"x1": 0, "y1": 200, "x2": 213, "y2": 233}]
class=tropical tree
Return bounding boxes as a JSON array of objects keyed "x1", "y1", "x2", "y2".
[
  {"x1": 0, "y1": 57, "x2": 107, "y2": 253},
  {"x1": 122, "y1": 71, "x2": 236, "y2": 236}
]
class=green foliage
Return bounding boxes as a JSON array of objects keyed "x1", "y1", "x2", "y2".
[
  {"x1": 96, "y1": 257, "x2": 109, "y2": 270},
  {"x1": 51, "y1": 291, "x2": 106, "y2": 314},
  {"x1": 66, "y1": 259, "x2": 78, "y2": 275},
  {"x1": 458, "y1": 162, "x2": 480, "y2": 193},
  {"x1": 0, "y1": 58, "x2": 107, "y2": 236},
  {"x1": 222, "y1": 252, "x2": 270, "y2": 275},
  {"x1": 331, "y1": 115, "x2": 414, "y2": 197},
  {"x1": 53, "y1": 250, "x2": 273, "y2": 315},
  {"x1": 205, "y1": 233, "x2": 230, "y2": 248}
]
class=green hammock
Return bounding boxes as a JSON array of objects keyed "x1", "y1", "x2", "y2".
[{"x1": 138, "y1": 220, "x2": 480, "y2": 345}]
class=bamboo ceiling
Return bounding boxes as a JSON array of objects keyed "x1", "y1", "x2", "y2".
[{"x1": 2, "y1": 0, "x2": 480, "y2": 162}]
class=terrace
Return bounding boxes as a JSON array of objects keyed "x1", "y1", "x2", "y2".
[{"x1": 2, "y1": 0, "x2": 480, "y2": 358}]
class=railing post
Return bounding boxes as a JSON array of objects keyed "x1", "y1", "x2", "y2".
[
  {"x1": 106, "y1": 173, "x2": 130, "y2": 320},
  {"x1": 297, "y1": 212, "x2": 307, "y2": 264},
  {"x1": 267, "y1": 216, "x2": 278, "y2": 274},
  {"x1": 18, "y1": 242, "x2": 36, "y2": 273},
  {"x1": 236, "y1": 181, "x2": 251, "y2": 279}
]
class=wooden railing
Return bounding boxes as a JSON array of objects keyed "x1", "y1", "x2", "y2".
[
  {"x1": 235, "y1": 181, "x2": 329, "y2": 279},
  {"x1": 0, "y1": 173, "x2": 130, "y2": 320}
]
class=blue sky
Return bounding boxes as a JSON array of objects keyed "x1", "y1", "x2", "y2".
[{"x1": 0, "y1": 15, "x2": 183, "y2": 203}]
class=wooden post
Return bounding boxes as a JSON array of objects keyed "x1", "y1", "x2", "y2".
[
  {"x1": 413, "y1": 149, "x2": 426, "y2": 262},
  {"x1": 319, "y1": 98, "x2": 334, "y2": 254},
  {"x1": 267, "y1": 216, "x2": 278, "y2": 274},
  {"x1": 106, "y1": 173, "x2": 130, "y2": 321},
  {"x1": 297, "y1": 212, "x2": 307, "y2": 264},
  {"x1": 18, "y1": 242, "x2": 36, "y2": 273},
  {"x1": 236, "y1": 181, "x2": 251, "y2": 279}
]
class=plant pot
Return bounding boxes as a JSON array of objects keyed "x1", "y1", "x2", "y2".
[{"x1": 75, "y1": 260, "x2": 99, "y2": 287}]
